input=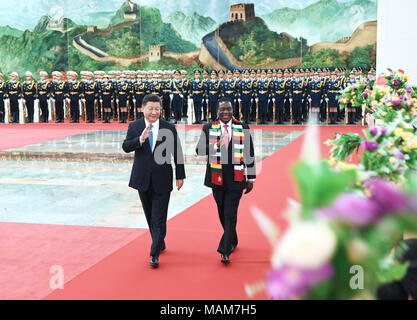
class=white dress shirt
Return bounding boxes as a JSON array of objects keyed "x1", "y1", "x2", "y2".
[{"x1": 140, "y1": 118, "x2": 160, "y2": 152}]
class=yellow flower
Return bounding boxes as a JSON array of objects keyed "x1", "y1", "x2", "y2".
[
  {"x1": 394, "y1": 128, "x2": 404, "y2": 136},
  {"x1": 371, "y1": 100, "x2": 378, "y2": 106},
  {"x1": 328, "y1": 156, "x2": 337, "y2": 166},
  {"x1": 324, "y1": 139, "x2": 333, "y2": 147},
  {"x1": 337, "y1": 162, "x2": 357, "y2": 171},
  {"x1": 382, "y1": 112, "x2": 387, "y2": 116},
  {"x1": 401, "y1": 132, "x2": 412, "y2": 140},
  {"x1": 389, "y1": 157, "x2": 397, "y2": 164}
]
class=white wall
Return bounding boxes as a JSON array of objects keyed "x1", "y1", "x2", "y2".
[{"x1": 377, "y1": 0, "x2": 417, "y2": 84}]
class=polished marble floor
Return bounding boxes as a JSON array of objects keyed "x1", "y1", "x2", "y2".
[{"x1": 0, "y1": 130, "x2": 303, "y2": 228}]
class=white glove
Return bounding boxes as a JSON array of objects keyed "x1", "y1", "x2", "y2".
[
  {"x1": 66, "y1": 98, "x2": 70, "y2": 103},
  {"x1": 272, "y1": 98, "x2": 276, "y2": 103},
  {"x1": 100, "y1": 99, "x2": 103, "y2": 104},
  {"x1": 170, "y1": 94, "x2": 173, "y2": 100},
  {"x1": 94, "y1": 99, "x2": 97, "y2": 104},
  {"x1": 19, "y1": 98, "x2": 23, "y2": 104},
  {"x1": 325, "y1": 98, "x2": 329, "y2": 102},
  {"x1": 320, "y1": 99, "x2": 323, "y2": 104},
  {"x1": 308, "y1": 98, "x2": 312, "y2": 102},
  {"x1": 284, "y1": 99, "x2": 287, "y2": 103},
  {"x1": 116, "y1": 99, "x2": 119, "y2": 103},
  {"x1": 180, "y1": 94, "x2": 184, "y2": 98},
  {"x1": 289, "y1": 98, "x2": 293, "y2": 103},
  {"x1": 302, "y1": 99, "x2": 304, "y2": 103},
  {"x1": 238, "y1": 98, "x2": 242, "y2": 103},
  {"x1": 82, "y1": 98, "x2": 86, "y2": 103},
  {"x1": 35, "y1": 99, "x2": 39, "y2": 103},
  {"x1": 133, "y1": 99, "x2": 136, "y2": 103},
  {"x1": 255, "y1": 98, "x2": 259, "y2": 103}
]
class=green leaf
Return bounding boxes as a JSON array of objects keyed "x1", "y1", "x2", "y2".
[
  {"x1": 292, "y1": 160, "x2": 357, "y2": 212},
  {"x1": 377, "y1": 261, "x2": 410, "y2": 284}
]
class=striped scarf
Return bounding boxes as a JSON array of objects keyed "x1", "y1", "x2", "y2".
[{"x1": 209, "y1": 117, "x2": 244, "y2": 186}]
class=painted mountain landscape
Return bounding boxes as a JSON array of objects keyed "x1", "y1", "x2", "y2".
[{"x1": 0, "y1": 0, "x2": 377, "y2": 76}]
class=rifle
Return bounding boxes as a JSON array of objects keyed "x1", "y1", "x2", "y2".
[
  {"x1": 37, "y1": 99, "x2": 40, "y2": 122},
  {"x1": 94, "y1": 99, "x2": 98, "y2": 120},
  {"x1": 117, "y1": 100, "x2": 121, "y2": 123},
  {"x1": 309, "y1": 100, "x2": 312, "y2": 121},
  {"x1": 81, "y1": 100, "x2": 86, "y2": 122},
  {"x1": 206, "y1": 99, "x2": 210, "y2": 122},
  {"x1": 134, "y1": 99, "x2": 137, "y2": 120},
  {"x1": 256, "y1": 100, "x2": 259, "y2": 125},
  {"x1": 65, "y1": 99, "x2": 71, "y2": 121},
  {"x1": 22, "y1": 99, "x2": 27, "y2": 123},
  {"x1": 112, "y1": 99, "x2": 117, "y2": 121},
  {"x1": 7, "y1": 100, "x2": 11, "y2": 123},
  {"x1": 239, "y1": 100, "x2": 242, "y2": 122},
  {"x1": 191, "y1": 98, "x2": 194, "y2": 124},
  {"x1": 51, "y1": 99, "x2": 56, "y2": 122},
  {"x1": 326, "y1": 100, "x2": 330, "y2": 125},
  {"x1": 273, "y1": 99, "x2": 276, "y2": 125},
  {"x1": 290, "y1": 100, "x2": 293, "y2": 125}
]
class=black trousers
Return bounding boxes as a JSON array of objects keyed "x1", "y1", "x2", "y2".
[
  {"x1": 212, "y1": 187, "x2": 243, "y2": 255},
  {"x1": 86, "y1": 99, "x2": 95, "y2": 122},
  {"x1": 25, "y1": 98, "x2": 34, "y2": 122},
  {"x1": 39, "y1": 99, "x2": 48, "y2": 122},
  {"x1": 138, "y1": 189, "x2": 171, "y2": 257},
  {"x1": 162, "y1": 95, "x2": 171, "y2": 120},
  {"x1": 70, "y1": 99, "x2": 79, "y2": 122},
  {"x1": 0, "y1": 99, "x2": 4, "y2": 123},
  {"x1": 56, "y1": 100, "x2": 64, "y2": 122},
  {"x1": 10, "y1": 97, "x2": 19, "y2": 123}
]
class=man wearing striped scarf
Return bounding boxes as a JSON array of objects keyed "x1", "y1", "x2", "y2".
[{"x1": 196, "y1": 97, "x2": 256, "y2": 265}]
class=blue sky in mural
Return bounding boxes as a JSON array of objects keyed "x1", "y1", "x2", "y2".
[{"x1": 0, "y1": 0, "x2": 375, "y2": 30}]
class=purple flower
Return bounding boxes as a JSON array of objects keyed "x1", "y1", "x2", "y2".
[
  {"x1": 392, "y1": 98, "x2": 403, "y2": 107},
  {"x1": 370, "y1": 127, "x2": 387, "y2": 137},
  {"x1": 392, "y1": 148, "x2": 404, "y2": 160},
  {"x1": 362, "y1": 92, "x2": 368, "y2": 99},
  {"x1": 361, "y1": 140, "x2": 379, "y2": 151},
  {"x1": 266, "y1": 264, "x2": 334, "y2": 300},
  {"x1": 393, "y1": 80, "x2": 400, "y2": 87},
  {"x1": 407, "y1": 87, "x2": 412, "y2": 93},
  {"x1": 365, "y1": 178, "x2": 409, "y2": 213},
  {"x1": 315, "y1": 193, "x2": 382, "y2": 226},
  {"x1": 365, "y1": 78, "x2": 370, "y2": 86}
]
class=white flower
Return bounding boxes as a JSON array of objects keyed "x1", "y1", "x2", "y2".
[{"x1": 272, "y1": 221, "x2": 337, "y2": 270}]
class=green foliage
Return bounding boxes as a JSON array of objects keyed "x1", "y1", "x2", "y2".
[
  {"x1": 301, "y1": 48, "x2": 347, "y2": 69},
  {"x1": 225, "y1": 18, "x2": 309, "y2": 66},
  {"x1": 331, "y1": 133, "x2": 364, "y2": 162},
  {"x1": 348, "y1": 46, "x2": 373, "y2": 70},
  {"x1": 292, "y1": 160, "x2": 357, "y2": 214}
]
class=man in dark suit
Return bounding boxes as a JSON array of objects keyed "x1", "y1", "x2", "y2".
[
  {"x1": 122, "y1": 94, "x2": 186, "y2": 268},
  {"x1": 196, "y1": 97, "x2": 256, "y2": 265}
]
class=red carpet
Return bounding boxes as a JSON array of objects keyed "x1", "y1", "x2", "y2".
[
  {"x1": 42, "y1": 126, "x2": 365, "y2": 300},
  {"x1": 0, "y1": 223, "x2": 144, "y2": 300}
]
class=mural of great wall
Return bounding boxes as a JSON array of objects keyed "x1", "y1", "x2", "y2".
[{"x1": 0, "y1": 0, "x2": 377, "y2": 75}]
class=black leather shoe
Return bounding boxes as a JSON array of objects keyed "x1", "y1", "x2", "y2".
[
  {"x1": 161, "y1": 243, "x2": 166, "y2": 252},
  {"x1": 221, "y1": 254, "x2": 230, "y2": 265},
  {"x1": 150, "y1": 256, "x2": 159, "y2": 268}
]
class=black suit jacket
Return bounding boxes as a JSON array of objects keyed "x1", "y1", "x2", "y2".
[
  {"x1": 122, "y1": 118, "x2": 186, "y2": 193},
  {"x1": 196, "y1": 121, "x2": 256, "y2": 190}
]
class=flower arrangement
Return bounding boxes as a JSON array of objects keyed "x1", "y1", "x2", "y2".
[{"x1": 246, "y1": 119, "x2": 417, "y2": 300}]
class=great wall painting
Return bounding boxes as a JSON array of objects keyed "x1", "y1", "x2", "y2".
[{"x1": 0, "y1": 0, "x2": 377, "y2": 75}]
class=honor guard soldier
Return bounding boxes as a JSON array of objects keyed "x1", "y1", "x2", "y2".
[
  {"x1": 190, "y1": 69, "x2": 205, "y2": 124},
  {"x1": 5, "y1": 72, "x2": 23, "y2": 123},
  {"x1": 250, "y1": 69, "x2": 258, "y2": 121},
  {"x1": 326, "y1": 71, "x2": 342, "y2": 124},
  {"x1": 218, "y1": 69, "x2": 226, "y2": 97},
  {"x1": 94, "y1": 71, "x2": 104, "y2": 120},
  {"x1": 266, "y1": 69, "x2": 274, "y2": 122},
  {"x1": 127, "y1": 71, "x2": 136, "y2": 120},
  {"x1": 309, "y1": 71, "x2": 325, "y2": 122},
  {"x1": 223, "y1": 70, "x2": 239, "y2": 120},
  {"x1": 99, "y1": 74, "x2": 115, "y2": 123},
  {"x1": 116, "y1": 73, "x2": 130, "y2": 123},
  {"x1": 161, "y1": 70, "x2": 172, "y2": 121},
  {"x1": 207, "y1": 69, "x2": 221, "y2": 121},
  {"x1": 289, "y1": 70, "x2": 305, "y2": 124},
  {"x1": 233, "y1": 69, "x2": 242, "y2": 118},
  {"x1": 273, "y1": 69, "x2": 287, "y2": 124},
  {"x1": 181, "y1": 70, "x2": 190, "y2": 119},
  {"x1": 83, "y1": 71, "x2": 98, "y2": 123},
  {"x1": 51, "y1": 71, "x2": 67, "y2": 123},
  {"x1": 38, "y1": 71, "x2": 51, "y2": 123},
  {"x1": 133, "y1": 71, "x2": 148, "y2": 120},
  {"x1": 283, "y1": 69, "x2": 292, "y2": 122},
  {"x1": 239, "y1": 69, "x2": 254, "y2": 124},
  {"x1": 170, "y1": 70, "x2": 184, "y2": 124},
  {"x1": 202, "y1": 69, "x2": 210, "y2": 121},
  {"x1": 301, "y1": 68, "x2": 311, "y2": 122},
  {"x1": 345, "y1": 69, "x2": 358, "y2": 124},
  {"x1": 22, "y1": 71, "x2": 37, "y2": 123},
  {"x1": 256, "y1": 69, "x2": 272, "y2": 124},
  {"x1": 0, "y1": 73, "x2": 6, "y2": 123},
  {"x1": 66, "y1": 71, "x2": 84, "y2": 123}
]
